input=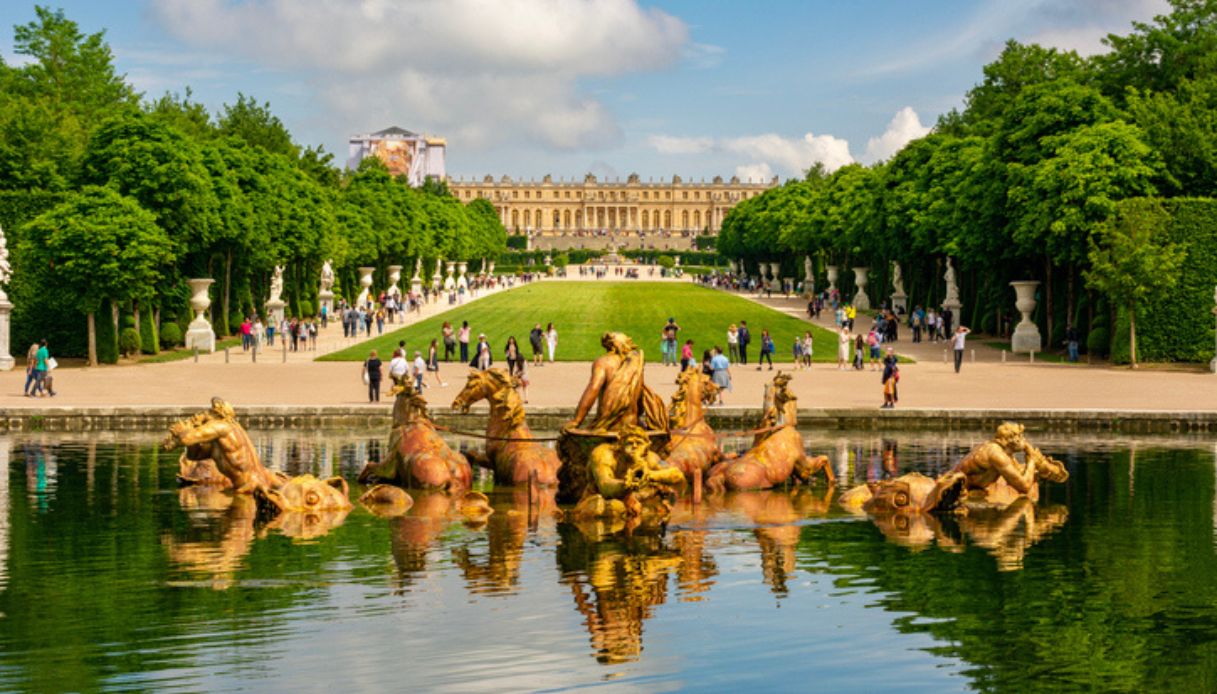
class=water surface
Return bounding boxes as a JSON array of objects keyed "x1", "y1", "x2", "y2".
[{"x1": 0, "y1": 431, "x2": 1214, "y2": 692}]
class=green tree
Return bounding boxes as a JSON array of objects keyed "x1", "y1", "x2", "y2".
[
  {"x1": 17, "y1": 187, "x2": 173, "y2": 365},
  {"x1": 217, "y1": 93, "x2": 298, "y2": 157},
  {"x1": 1084, "y1": 200, "x2": 1185, "y2": 367}
]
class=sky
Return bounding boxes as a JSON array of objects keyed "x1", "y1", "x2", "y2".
[{"x1": 0, "y1": 0, "x2": 1171, "y2": 183}]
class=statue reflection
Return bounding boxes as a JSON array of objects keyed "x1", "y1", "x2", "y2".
[
  {"x1": 388, "y1": 491, "x2": 460, "y2": 593},
  {"x1": 163, "y1": 487, "x2": 257, "y2": 589},
  {"x1": 165, "y1": 485, "x2": 350, "y2": 588},
  {"x1": 452, "y1": 488, "x2": 559, "y2": 596},
  {"x1": 556, "y1": 522, "x2": 682, "y2": 664},
  {"x1": 721, "y1": 488, "x2": 834, "y2": 596}
]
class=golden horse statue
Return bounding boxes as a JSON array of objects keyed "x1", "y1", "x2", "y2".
[
  {"x1": 705, "y1": 373, "x2": 833, "y2": 492},
  {"x1": 358, "y1": 380, "x2": 473, "y2": 492},
  {"x1": 451, "y1": 368, "x2": 561, "y2": 486},
  {"x1": 663, "y1": 366, "x2": 722, "y2": 480}
]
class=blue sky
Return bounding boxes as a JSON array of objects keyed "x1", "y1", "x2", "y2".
[{"x1": 0, "y1": 1, "x2": 1168, "y2": 182}]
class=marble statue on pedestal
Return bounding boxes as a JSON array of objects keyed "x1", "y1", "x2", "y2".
[
  {"x1": 266, "y1": 265, "x2": 286, "y2": 325},
  {"x1": 318, "y1": 259, "x2": 335, "y2": 317},
  {"x1": 0, "y1": 226, "x2": 13, "y2": 370}
]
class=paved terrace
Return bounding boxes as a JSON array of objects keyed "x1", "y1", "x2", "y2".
[{"x1": 1, "y1": 275, "x2": 1214, "y2": 415}]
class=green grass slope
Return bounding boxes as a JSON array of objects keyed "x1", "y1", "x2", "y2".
[{"x1": 320, "y1": 282, "x2": 843, "y2": 363}]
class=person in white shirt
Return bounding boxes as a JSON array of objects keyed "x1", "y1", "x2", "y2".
[
  {"x1": 412, "y1": 351, "x2": 427, "y2": 390},
  {"x1": 389, "y1": 348, "x2": 409, "y2": 383},
  {"x1": 952, "y1": 325, "x2": 971, "y2": 373}
]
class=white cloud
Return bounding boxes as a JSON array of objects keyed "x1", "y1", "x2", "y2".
[
  {"x1": 858, "y1": 0, "x2": 1168, "y2": 76},
  {"x1": 647, "y1": 135, "x2": 713, "y2": 155},
  {"x1": 721, "y1": 132, "x2": 854, "y2": 174},
  {"x1": 149, "y1": 0, "x2": 690, "y2": 150},
  {"x1": 734, "y1": 162, "x2": 773, "y2": 183},
  {"x1": 647, "y1": 106, "x2": 933, "y2": 177},
  {"x1": 862, "y1": 106, "x2": 932, "y2": 163}
]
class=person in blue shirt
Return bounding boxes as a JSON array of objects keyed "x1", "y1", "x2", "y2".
[{"x1": 709, "y1": 347, "x2": 731, "y2": 404}]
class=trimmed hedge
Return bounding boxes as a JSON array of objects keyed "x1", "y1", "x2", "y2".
[
  {"x1": 159, "y1": 322, "x2": 183, "y2": 348},
  {"x1": 139, "y1": 309, "x2": 159, "y2": 354},
  {"x1": 119, "y1": 327, "x2": 141, "y2": 356},
  {"x1": 1108, "y1": 198, "x2": 1217, "y2": 363}
]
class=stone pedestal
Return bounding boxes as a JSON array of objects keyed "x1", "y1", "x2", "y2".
[
  {"x1": 356, "y1": 266, "x2": 375, "y2": 306},
  {"x1": 488, "y1": 260, "x2": 496, "y2": 275},
  {"x1": 0, "y1": 294, "x2": 13, "y2": 371},
  {"x1": 852, "y1": 266, "x2": 870, "y2": 310},
  {"x1": 265, "y1": 298, "x2": 286, "y2": 327},
  {"x1": 1009, "y1": 281, "x2": 1042, "y2": 353},
  {"x1": 891, "y1": 291, "x2": 908, "y2": 313},
  {"x1": 184, "y1": 278, "x2": 216, "y2": 353},
  {"x1": 826, "y1": 265, "x2": 838, "y2": 292},
  {"x1": 318, "y1": 290, "x2": 334, "y2": 318}
]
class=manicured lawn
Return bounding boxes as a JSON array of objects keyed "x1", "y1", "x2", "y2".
[{"x1": 320, "y1": 282, "x2": 845, "y2": 363}]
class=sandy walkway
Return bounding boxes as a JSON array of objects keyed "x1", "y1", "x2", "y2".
[{"x1": 2, "y1": 279, "x2": 1213, "y2": 412}]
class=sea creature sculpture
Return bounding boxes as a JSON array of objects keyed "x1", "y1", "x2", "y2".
[
  {"x1": 451, "y1": 368, "x2": 561, "y2": 486},
  {"x1": 163, "y1": 397, "x2": 283, "y2": 493}
]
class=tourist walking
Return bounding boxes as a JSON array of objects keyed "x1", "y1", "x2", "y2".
[
  {"x1": 738, "y1": 321, "x2": 751, "y2": 365},
  {"x1": 473, "y1": 334, "x2": 492, "y2": 370},
  {"x1": 867, "y1": 327, "x2": 881, "y2": 371},
  {"x1": 427, "y1": 339, "x2": 446, "y2": 387},
  {"x1": 546, "y1": 322, "x2": 558, "y2": 362},
  {"x1": 662, "y1": 318, "x2": 680, "y2": 367},
  {"x1": 530, "y1": 323, "x2": 545, "y2": 366},
  {"x1": 881, "y1": 348, "x2": 899, "y2": 409},
  {"x1": 363, "y1": 350, "x2": 383, "y2": 402},
  {"x1": 442, "y1": 321, "x2": 456, "y2": 361},
  {"x1": 252, "y1": 317, "x2": 264, "y2": 351},
  {"x1": 837, "y1": 327, "x2": 851, "y2": 370},
  {"x1": 459, "y1": 321, "x2": 471, "y2": 363},
  {"x1": 853, "y1": 334, "x2": 866, "y2": 370},
  {"x1": 792, "y1": 335, "x2": 803, "y2": 370},
  {"x1": 505, "y1": 336, "x2": 523, "y2": 377},
  {"x1": 757, "y1": 329, "x2": 774, "y2": 370},
  {"x1": 23, "y1": 342, "x2": 39, "y2": 396},
  {"x1": 680, "y1": 339, "x2": 694, "y2": 372},
  {"x1": 942, "y1": 307, "x2": 954, "y2": 338},
  {"x1": 515, "y1": 361, "x2": 530, "y2": 403},
  {"x1": 1065, "y1": 324, "x2": 1079, "y2": 362},
  {"x1": 701, "y1": 349, "x2": 714, "y2": 378},
  {"x1": 389, "y1": 348, "x2": 409, "y2": 383},
  {"x1": 710, "y1": 347, "x2": 732, "y2": 403},
  {"x1": 952, "y1": 325, "x2": 971, "y2": 373},
  {"x1": 412, "y1": 350, "x2": 427, "y2": 391},
  {"x1": 726, "y1": 324, "x2": 740, "y2": 363},
  {"x1": 801, "y1": 331, "x2": 814, "y2": 369},
  {"x1": 240, "y1": 317, "x2": 252, "y2": 351}
]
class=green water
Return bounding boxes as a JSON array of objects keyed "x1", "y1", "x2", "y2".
[{"x1": 0, "y1": 432, "x2": 1215, "y2": 692}]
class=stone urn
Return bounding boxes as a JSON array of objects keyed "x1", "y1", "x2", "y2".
[
  {"x1": 770, "y1": 262, "x2": 781, "y2": 280},
  {"x1": 457, "y1": 262, "x2": 469, "y2": 289},
  {"x1": 387, "y1": 265, "x2": 403, "y2": 298},
  {"x1": 488, "y1": 260, "x2": 496, "y2": 275},
  {"x1": 184, "y1": 278, "x2": 216, "y2": 353},
  {"x1": 852, "y1": 266, "x2": 870, "y2": 310},
  {"x1": 826, "y1": 265, "x2": 839, "y2": 292},
  {"x1": 1010, "y1": 281, "x2": 1042, "y2": 353},
  {"x1": 356, "y1": 267, "x2": 375, "y2": 306}
]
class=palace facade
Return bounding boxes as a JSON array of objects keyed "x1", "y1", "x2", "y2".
[{"x1": 447, "y1": 173, "x2": 778, "y2": 250}]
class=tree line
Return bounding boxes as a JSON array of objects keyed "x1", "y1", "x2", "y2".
[
  {"x1": 0, "y1": 7, "x2": 506, "y2": 364},
  {"x1": 718, "y1": 0, "x2": 1217, "y2": 365}
]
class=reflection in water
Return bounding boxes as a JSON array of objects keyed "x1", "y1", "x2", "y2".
[
  {"x1": 557, "y1": 522, "x2": 681, "y2": 664},
  {"x1": 0, "y1": 435, "x2": 8, "y2": 592},
  {"x1": 6, "y1": 432, "x2": 1217, "y2": 692}
]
